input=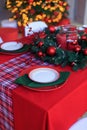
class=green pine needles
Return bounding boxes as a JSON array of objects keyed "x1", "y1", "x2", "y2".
[{"x1": 28, "y1": 27, "x2": 87, "y2": 71}]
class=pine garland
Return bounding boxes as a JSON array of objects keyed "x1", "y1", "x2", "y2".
[{"x1": 28, "y1": 26, "x2": 87, "y2": 71}]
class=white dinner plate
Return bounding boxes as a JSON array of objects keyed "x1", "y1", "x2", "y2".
[
  {"x1": 1, "y1": 41, "x2": 23, "y2": 51},
  {"x1": 28, "y1": 68, "x2": 60, "y2": 83}
]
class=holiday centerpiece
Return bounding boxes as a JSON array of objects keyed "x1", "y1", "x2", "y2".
[
  {"x1": 27, "y1": 25, "x2": 87, "y2": 71},
  {"x1": 6, "y1": 0, "x2": 70, "y2": 27}
]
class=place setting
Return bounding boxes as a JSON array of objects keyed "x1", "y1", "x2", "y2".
[
  {"x1": 0, "y1": 41, "x2": 30, "y2": 55},
  {"x1": 14, "y1": 66, "x2": 70, "y2": 91}
]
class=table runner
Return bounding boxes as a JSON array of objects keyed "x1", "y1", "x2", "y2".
[{"x1": 0, "y1": 52, "x2": 49, "y2": 130}]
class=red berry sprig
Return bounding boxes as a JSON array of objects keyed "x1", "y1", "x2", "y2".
[{"x1": 37, "y1": 51, "x2": 43, "y2": 57}]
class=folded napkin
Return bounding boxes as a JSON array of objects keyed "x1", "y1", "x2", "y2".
[
  {"x1": 0, "y1": 44, "x2": 29, "y2": 53},
  {"x1": 14, "y1": 72, "x2": 70, "y2": 88},
  {"x1": 0, "y1": 28, "x2": 18, "y2": 42}
]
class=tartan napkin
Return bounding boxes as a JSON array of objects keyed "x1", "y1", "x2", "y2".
[{"x1": 14, "y1": 72, "x2": 70, "y2": 88}]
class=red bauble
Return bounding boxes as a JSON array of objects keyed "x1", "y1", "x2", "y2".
[
  {"x1": 75, "y1": 45, "x2": 81, "y2": 52},
  {"x1": 38, "y1": 41, "x2": 44, "y2": 47},
  {"x1": 49, "y1": 26, "x2": 55, "y2": 33},
  {"x1": 81, "y1": 35, "x2": 87, "y2": 40},
  {"x1": 47, "y1": 46, "x2": 56, "y2": 56},
  {"x1": 37, "y1": 51, "x2": 43, "y2": 57},
  {"x1": 59, "y1": 1, "x2": 63, "y2": 6},
  {"x1": 29, "y1": 0, "x2": 33, "y2": 3},
  {"x1": 83, "y1": 49, "x2": 87, "y2": 55}
]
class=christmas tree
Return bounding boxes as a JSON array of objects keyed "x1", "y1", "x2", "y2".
[{"x1": 6, "y1": 0, "x2": 70, "y2": 27}]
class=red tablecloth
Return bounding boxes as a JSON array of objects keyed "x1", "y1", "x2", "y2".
[
  {"x1": 12, "y1": 66, "x2": 87, "y2": 130},
  {"x1": 0, "y1": 35, "x2": 87, "y2": 130}
]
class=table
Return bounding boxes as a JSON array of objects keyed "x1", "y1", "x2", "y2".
[
  {"x1": 0, "y1": 37, "x2": 87, "y2": 130},
  {"x1": 12, "y1": 68, "x2": 87, "y2": 130}
]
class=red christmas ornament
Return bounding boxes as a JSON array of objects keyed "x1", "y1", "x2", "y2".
[
  {"x1": 75, "y1": 45, "x2": 81, "y2": 52},
  {"x1": 83, "y1": 49, "x2": 87, "y2": 55},
  {"x1": 49, "y1": 26, "x2": 55, "y2": 33},
  {"x1": 38, "y1": 41, "x2": 44, "y2": 47},
  {"x1": 59, "y1": 1, "x2": 63, "y2": 6},
  {"x1": 47, "y1": 46, "x2": 56, "y2": 56},
  {"x1": 81, "y1": 35, "x2": 87, "y2": 40},
  {"x1": 37, "y1": 51, "x2": 43, "y2": 57},
  {"x1": 29, "y1": 0, "x2": 34, "y2": 3}
]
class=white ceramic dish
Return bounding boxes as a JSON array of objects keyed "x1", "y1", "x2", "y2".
[
  {"x1": 28, "y1": 68, "x2": 60, "y2": 83},
  {"x1": 1, "y1": 41, "x2": 23, "y2": 51}
]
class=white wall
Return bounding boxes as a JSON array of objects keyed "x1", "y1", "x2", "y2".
[
  {"x1": 67, "y1": 0, "x2": 87, "y2": 25},
  {"x1": 84, "y1": 0, "x2": 87, "y2": 24},
  {"x1": 67, "y1": 0, "x2": 75, "y2": 22},
  {"x1": 0, "y1": 0, "x2": 6, "y2": 10},
  {"x1": 0, "y1": 0, "x2": 11, "y2": 22}
]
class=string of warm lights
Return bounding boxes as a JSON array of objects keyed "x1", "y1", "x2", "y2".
[{"x1": 6, "y1": 0, "x2": 69, "y2": 27}]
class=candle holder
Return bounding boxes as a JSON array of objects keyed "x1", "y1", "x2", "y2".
[
  {"x1": 66, "y1": 30, "x2": 78, "y2": 50},
  {"x1": 56, "y1": 25, "x2": 77, "y2": 50}
]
